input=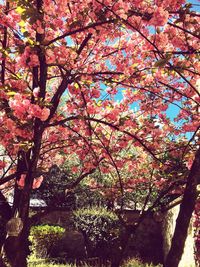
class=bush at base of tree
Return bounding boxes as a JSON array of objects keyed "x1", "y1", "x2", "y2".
[{"x1": 29, "y1": 225, "x2": 65, "y2": 259}]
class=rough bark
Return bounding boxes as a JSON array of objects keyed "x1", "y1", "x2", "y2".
[
  {"x1": 164, "y1": 147, "x2": 200, "y2": 267},
  {"x1": 9, "y1": 124, "x2": 44, "y2": 266},
  {"x1": 162, "y1": 201, "x2": 195, "y2": 267},
  {"x1": 0, "y1": 191, "x2": 12, "y2": 222},
  {"x1": 0, "y1": 258, "x2": 7, "y2": 267},
  {"x1": 0, "y1": 191, "x2": 12, "y2": 267}
]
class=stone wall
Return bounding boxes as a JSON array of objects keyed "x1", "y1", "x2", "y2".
[
  {"x1": 125, "y1": 212, "x2": 163, "y2": 264},
  {"x1": 35, "y1": 208, "x2": 196, "y2": 266},
  {"x1": 38, "y1": 210, "x2": 163, "y2": 264}
]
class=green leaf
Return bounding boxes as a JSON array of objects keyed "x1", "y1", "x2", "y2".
[
  {"x1": 16, "y1": 6, "x2": 26, "y2": 15},
  {"x1": 7, "y1": 91, "x2": 16, "y2": 96}
]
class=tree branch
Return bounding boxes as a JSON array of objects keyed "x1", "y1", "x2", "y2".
[
  {"x1": 65, "y1": 168, "x2": 97, "y2": 189},
  {"x1": 168, "y1": 22, "x2": 200, "y2": 40},
  {"x1": 0, "y1": 173, "x2": 16, "y2": 186},
  {"x1": 45, "y1": 19, "x2": 115, "y2": 46},
  {"x1": 77, "y1": 33, "x2": 92, "y2": 56}
]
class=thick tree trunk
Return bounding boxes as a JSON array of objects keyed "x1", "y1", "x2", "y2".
[
  {"x1": 0, "y1": 258, "x2": 6, "y2": 267},
  {"x1": 162, "y1": 201, "x2": 195, "y2": 267},
  {"x1": 4, "y1": 128, "x2": 43, "y2": 267},
  {"x1": 4, "y1": 237, "x2": 26, "y2": 267},
  {"x1": 0, "y1": 191, "x2": 12, "y2": 267},
  {"x1": 0, "y1": 190, "x2": 12, "y2": 223},
  {"x1": 4, "y1": 180, "x2": 32, "y2": 267},
  {"x1": 164, "y1": 148, "x2": 200, "y2": 267}
]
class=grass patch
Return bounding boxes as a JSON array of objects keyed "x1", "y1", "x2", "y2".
[
  {"x1": 28, "y1": 257, "x2": 162, "y2": 267},
  {"x1": 28, "y1": 258, "x2": 67, "y2": 267},
  {"x1": 122, "y1": 258, "x2": 162, "y2": 267},
  {"x1": 29, "y1": 264, "x2": 67, "y2": 267},
  {"x1": 28, "y1": 258, "x2": 91, "y2": 267}
]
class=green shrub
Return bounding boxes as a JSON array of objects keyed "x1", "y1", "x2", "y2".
[
  {"x1": 29, "y1": 225, "x2": 65, "y2": 259},
  {"x1": 29, "y1": 263, "x2": 67, "y2": 267},
  {"x1": 73, "y1": 206, "x2": 119, "y2": 245},
  {"x1": 29, "y1": 264, "x2": 70, "y2": 267},
  {"x1": 28, "y1": 258, "x2": 90, "y2": 267}
]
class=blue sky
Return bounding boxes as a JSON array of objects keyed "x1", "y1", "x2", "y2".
[{"x1": 188, "y1": 0, "x2": 200, "y2": 11}]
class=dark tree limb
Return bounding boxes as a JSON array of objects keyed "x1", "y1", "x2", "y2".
[
  {"x1": 165, "y1": 147, "x2": 200, "y2": 267},
  {"x1": 45, "y1": 19, "x2": 115, "y2": 46}
]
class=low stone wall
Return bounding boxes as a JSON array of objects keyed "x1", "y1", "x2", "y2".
[
  {"x1": 35, "y1": 208, "x2": 196, "y2": 266},
  {"x1": 40, "y1": 210, "x2": 73, "y2": 228},
  {"x1": 38, "y1": 210, "x2": 163, "y2": 264},
  {"x1": 126, "y1": 212, "x2": 163, "y2": 264}
]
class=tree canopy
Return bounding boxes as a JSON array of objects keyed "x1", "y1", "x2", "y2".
[{"x1": 0, "y1": 0, "x2": 199, "y2": 266}]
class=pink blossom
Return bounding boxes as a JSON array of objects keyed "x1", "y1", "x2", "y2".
[
  {"x1": 106, "y1": 87, "x2": 117, "y2": 94},
  {"x1": 106, "y1": 110, "x2": 118, "y2": 121},
  {"x1": 9, "y1": 80, "x2": 27, "y2": 92},
  {"x1": 0, "y1": 161, "x2": 6, "y2": 169},
  {"x1": 71, "y1": 166, "x2": 78, "y2": 173},
  {"x1": 32, "y1": 176, "x2": 44, "y2": 189},
  {"x1": 28, "y1": 104, "x2": 42, "y2": 118},
  {"x1": 22, "y1": 99, "x2": 31, "y2": 108},
  {"x1": 91, "y1": 89, "x2": 101, "y2": 98},
  {"x1": 150, "y1": 7, "x2": 169, "y2": 26},
  {"x1": 36, "y1": 20, "x2": 44, "y2": 34},
  {"x1": 17, "y1": 174, "x2": 26, "y2": 188},
  {"x1": 33, "y1": 87, "x2": 40, "y2": 97},
  {"x1": 87, "y1": 104, "x2": 96, "y2": 115},
  {"x1": 186, "y1": 158, "x2": 194, "y2": 170},
  {"x1": 29, "y1": 54, "x2": 39, "y2": 67},
  {"x1": 46, "y1": 49, "x2": 56, "y2": 64},
  {"x1": 40, "y1": 107, "x2": 50, "y2": 121}
]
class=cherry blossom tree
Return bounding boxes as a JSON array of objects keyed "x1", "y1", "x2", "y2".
[{"x1": 0, "y1": 0, "x2": 199, "y2": 266}]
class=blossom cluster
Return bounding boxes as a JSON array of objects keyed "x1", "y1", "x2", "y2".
[
  {"x1": 17, "y1": 174, "x2": 44, "y2": 189},
  {"x1": 9, "y1": 93, "x2": 50, "y2": 121},
  {"x1": 150, "y1": 7, "x2": 169, "y2": 26}
]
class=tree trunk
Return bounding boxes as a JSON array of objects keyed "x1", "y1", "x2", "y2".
[
  {"x1": 0, "y1": 258, "x2": 7, "y2": 267},
  {"x1": 4, "y1": 128, "x2": 43, "y2": 267},
  {"x1": 164, "y1": 148, "x2": 200, "y2": 267},
  {"x1": 0, "y1": 191, "x2": 12, "y2": 221},
  {"x1": 4, "y1": 181, "x2": 32, "y2": 267},
  {"x1": 0, "y1": 191, "x2": 12, "y2": 267}
]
